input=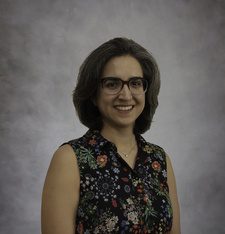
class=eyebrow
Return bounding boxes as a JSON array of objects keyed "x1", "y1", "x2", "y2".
[{"x1": 101, "y1": 76, "x2": 143, "y2": 79}]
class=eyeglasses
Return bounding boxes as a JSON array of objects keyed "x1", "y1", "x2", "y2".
[{"x1": 100, "y1": 77, "x2": 148, "y2": 95}]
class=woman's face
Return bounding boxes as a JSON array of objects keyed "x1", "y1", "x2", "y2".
[{"x1": 96, "y1": 55, "x2": 145, "y2": 131}]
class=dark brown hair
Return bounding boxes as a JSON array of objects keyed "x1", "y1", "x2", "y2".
[{"x1": 73, "y1": 37, "x2": 160, "y2": 134}]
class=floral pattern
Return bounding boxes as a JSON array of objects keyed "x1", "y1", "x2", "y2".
[{"x1": 61, "y1": 130, "x2": 173, "y2": 233}]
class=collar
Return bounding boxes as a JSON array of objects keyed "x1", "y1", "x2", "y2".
[{"x1": 84, "y1": 129, "x2": 147, "y2": 151}]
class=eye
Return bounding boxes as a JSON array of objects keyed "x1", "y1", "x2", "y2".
[
  {"x1": 129, "y1": 78, "x2": 143, "y2": 88},
  {"x1": 103, "y1": 79, "x2": 121, "y2": 90}
]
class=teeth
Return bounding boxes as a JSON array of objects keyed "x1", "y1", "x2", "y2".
[{"x1": 115, "y1": 106, "x2": 133, "y2": 111}]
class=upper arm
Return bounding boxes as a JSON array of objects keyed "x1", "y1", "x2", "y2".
[
  {"x1": 166, "y1": 153, "x2": 181, "y2": 234},
  {"x1": 41, "y1": 144, "x2": 80, "y2": 234}
]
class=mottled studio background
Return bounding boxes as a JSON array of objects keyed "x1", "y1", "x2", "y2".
[{"x1": 0, "y1": 0, "x2": 225, "y2": 233}]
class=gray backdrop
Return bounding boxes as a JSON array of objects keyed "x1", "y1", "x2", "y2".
[{"x1": 1, "y1": 0, "x2": 225, "y2": 233}]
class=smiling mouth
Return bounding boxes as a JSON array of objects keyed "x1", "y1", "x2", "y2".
[{"x1": 114, "y1": 105, "x2": 133, "y2": 111}]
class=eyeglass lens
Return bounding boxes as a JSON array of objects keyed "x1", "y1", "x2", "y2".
[{"x1": 101, "y1": 77, "x2": 148, "y2": 94}]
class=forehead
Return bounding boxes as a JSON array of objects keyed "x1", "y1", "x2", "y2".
[{"x1": 101, "y1": 55, "x2": 143, "y2": 78}]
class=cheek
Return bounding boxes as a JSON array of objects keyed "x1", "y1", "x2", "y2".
[
  {"x1": 139, "y1": 95, "x2": 146, "y2": 106},
  {"x1": 95, "y1": 94, "x2": 112, "y2": 111},
  {"x1": 139, "y1": 96, "x2": 146, "y2": 113}
]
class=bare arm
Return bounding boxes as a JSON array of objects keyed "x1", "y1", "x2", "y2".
[
  {"x1": 41, "y1": 144, "x2": 80, "y2": 234},
  {"x1": 166, "y1": 154, "x2": 181, "y2": 234}
]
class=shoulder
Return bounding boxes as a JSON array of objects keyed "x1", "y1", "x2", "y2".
[
  {"x1": 149, "y1": 142, "x2": 165, "y2": 154},
  {"x1": 138, "y1": 135, "x2": 165, "y2": 154},
  {"x1": 139, "y1": 136, "x2": 168, "y2": 171},
  {"x1": 164, "y1": 152, "x2": 175, "y2": 181},
  {"x1": 45, "y1": 145, "x2": 79, "y2": 188},
  {"x1": 141, "y1": 137, "x2": 166, "y2": 161},
  {"x1": 148, "y1": 143, "x2": 173, "y2": 173},
  {"x1": 60, "y1": 130, "x2": 94, "y2": 152},
  {"x1": 51, "y1": 144, "x2": 77, "y2": 167},
  {"x1": 46, "y1": 144, "x2": 80, "y2": 187},
  {"x1": 42, "y1": 144, "x2": 80, "y2": 207}
]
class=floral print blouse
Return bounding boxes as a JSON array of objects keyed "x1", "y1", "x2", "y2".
[{"x1": 61, "y1": 130, "x2": 173, "y2": 233}]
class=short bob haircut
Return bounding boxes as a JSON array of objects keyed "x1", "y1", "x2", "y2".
[{"x1": 73, "y1": 37, "x2": 160, "y2": 134}]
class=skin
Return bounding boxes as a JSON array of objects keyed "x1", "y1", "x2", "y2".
[
  {"x1": 96, "y1": 55, "x2": 145, "y2": 134},
  {"x1": 166, "y1": 154, "x2": 181, "y2": 233},
  {"x1": 41, "y1": 144, "x2": 79, "y2": 234},
  {"x1": 41, "y1": 55, "x2": 180, "y2": 233},
  {"x1": 96, "y1": 55, "x2": 146, "y2": 169}
]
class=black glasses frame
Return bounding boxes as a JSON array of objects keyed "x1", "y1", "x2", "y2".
[{"x1": 100, "y1": 77, "x2": 148, "y2": 94}]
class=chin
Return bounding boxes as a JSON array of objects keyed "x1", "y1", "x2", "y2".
[{"x1": 113, "y1": 121, "x2": 135, "y2": 129}]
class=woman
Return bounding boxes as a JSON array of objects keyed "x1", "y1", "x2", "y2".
[{"x1": 41, "y1": 37, "x2": 180, "y2": 233}]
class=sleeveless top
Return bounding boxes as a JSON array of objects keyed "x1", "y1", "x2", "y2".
[{"x1": 61, "y1": 129, "x2": 173, "y2": 233}]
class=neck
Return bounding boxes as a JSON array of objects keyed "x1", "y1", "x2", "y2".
[{"x1": 100, "y1": 125, "x2": 136, "y2": 150}]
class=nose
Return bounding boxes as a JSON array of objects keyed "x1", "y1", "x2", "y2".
[{"x1": 118, "y1": 84, "x2": 132, "y2": 100}]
